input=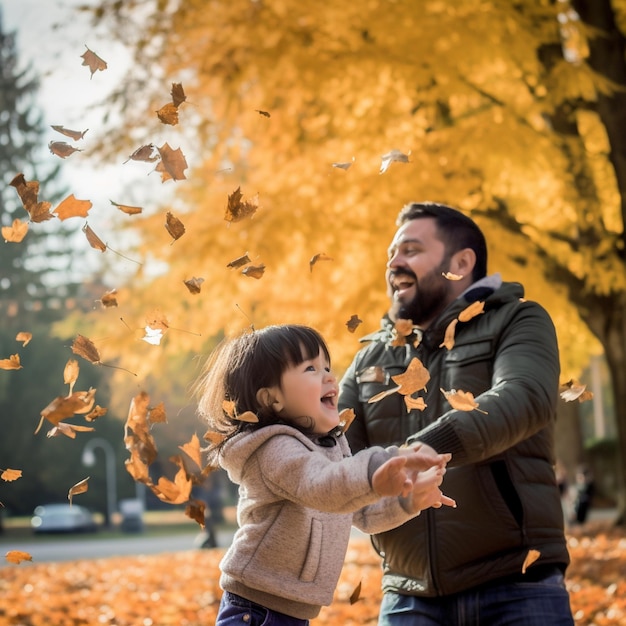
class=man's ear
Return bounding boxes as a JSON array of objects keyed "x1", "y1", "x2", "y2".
[
  {"x1": 256, "y1": 387, "x2": 284, "y2": 412},
  {"x1": 450, "y1": 248, "x2": 476, "y2": 280}
]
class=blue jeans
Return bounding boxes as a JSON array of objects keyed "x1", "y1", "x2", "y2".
[
  {"x1": 216, "y1": 591, "x2": 309, "y2": 626},
  {"x1": 378, "y1": 572, "x2": 574, "y2": 626}
]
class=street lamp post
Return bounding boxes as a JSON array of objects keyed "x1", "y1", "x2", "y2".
[{"x1": 82, "y1": 437, "x2": 117, "y2": 528}]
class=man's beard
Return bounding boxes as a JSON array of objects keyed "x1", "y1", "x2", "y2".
[{"x1": 390, "y1": 264, "x2": 451, "y2": 327}]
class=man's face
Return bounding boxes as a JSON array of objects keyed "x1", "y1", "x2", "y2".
[{"x1": 386, "y1": 218, "x2": 454, "y2": 327}]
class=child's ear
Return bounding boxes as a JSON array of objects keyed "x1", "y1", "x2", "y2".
[{"x1": 256, "y1": 387, "x2": 284, "y2": 412}]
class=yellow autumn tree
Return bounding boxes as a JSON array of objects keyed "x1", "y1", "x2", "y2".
[{"x1": 70, "y1": 0, "x2": 626, "y2": 519}]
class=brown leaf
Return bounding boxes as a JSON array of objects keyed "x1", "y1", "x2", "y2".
[
  {"x1": 71, "y1": 335, "x2": 102, "y2": 364},
  {"x1": 458, "y1": 301, "x2": 485, "y2": 323},
  {"x1": 559, "y1": 380, "x2": 594, "y2": 403},
  {"x1": 0, "y1": 354, "x2": 22, "y2": 370},
  {"x1": 224, "y1": 187, "x2": 259, "y2": 223},
  {"x1": 171, "y1": 82, "x2": 187, "y2": 107},
  {"x1": 5, "y1": 550, "x2": 32, "y2": 565},
  {"x1": 391, "y1": 358, "x2": 430, "y2": 395},
  {"x1": 2, "y1": 219, "x2": 29, "y2": 243},
  {"x1": 185, "y1": 498, "x2": 207, "y2": 528},
  {"x1": 184, "y1": 277, "x2": 204, "y2": 294},
  {"x1": 40, "y1": 389, "x2": 97, "y2": 427},
  {"x1": 48, "y1": 141, "x2": 82, "y2": 159},
  {"x1": 85, "y1": 405, "x2": 108, "y2": 422},
  {"x1": 63, "y1": 359, "x2": 80, "y2": 395},
  {"x1": 309, "y1": 252, "x2": 334, "y2": 272},
  {"x1": 522, "y1": 549, "x2": 541, "y2": 574},
  {"x1": 9, "y1": 174, "x2": 53, "y2": 222},
  {"x1": 124, "y1": 144, "x2": 159, "y2": 163},
  {"x1": 15, "y1": 331, "x2": 32, "y2": 346},
  {"x1": 99, "y1": 289, "x2": 118, "y2": 308},
  {"x1": 439, "y1": 318, "x2": 458, "y2": 350},
  {"x1": 54, "y1": 194, "x2": 92, "y2": 220},
  {"x1": 156, "y1": 143, "x2": 188, "y2": 181},
  {"x1": 47, "y1": 422, "x2": 95, "y2": 439},
  {"x1": 1, "y1": 468, "x2": 22, "y2": 482},
  {"x1": 82, "y1": 223, "x2": 107, "y2": 252},
  {"x1": 156, "y1": 102, "x2": 179, "y2": 125},
  {"x1": 440, "y1": 388, "x2": 487, "y2": 413},
  {"x1": 226, "y1": 253, "x2": 251, "y2": 269},
  {"x1": 110, "y1": 200, "x2": 143, "y2": 215},
  {"x1": 241, "y1": 264, "x2": 265, "y2": 279},
  {"x1": 339, "y1": 408, "x2": 355, "y2": 433},
  {"x1": 68, "y1": 477, "x2": 90, "y2": 504},
  {"x1": 349, "y1": 580, "x2": 362, "y2": 604},
  {"x1": 28, "y1": 201, "x2": 54, "y2": 223},
  {"x1": 51, "y1": 125, "x2": 88, "y2": 141},
  {"x1": 345, "y1": 315, "x2": 363, "y2": 333},
  {"x1": 80, "y1": 46, "x2": 107, "y2": 78},
  {"x1": 255, "y1": 109, "x2": 270, "y2": 117},
  {"x1": 165, "y1": 211, "x2": 186, "y2": 242},
  {"x1": 149, "y1": 401, "x2": 168, "y2": 424}
]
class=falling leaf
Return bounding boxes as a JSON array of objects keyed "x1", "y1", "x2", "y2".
[
  {"x1": 156, "y1": 143, "x2": 188, "y2": 181},
  {"x1": 47, "y1": 422, "x2": 95, "y2": 439},
  {"x1": 439, "y1": 318, "x2": 458, "y2": 350},
  {"x1": 184, "y1": 277, "x2": 204, "y2": 294},
  {"x1": 1, "y1": 468, "x2": 22, "y2": 482},
  {"x1": 458, "y1": 301, "x2": 485, "y2": 323},
  {"x1": 241, "y1": 264, "x2": 265, "y2": 279},
  {"x1": 349, "y1": 580, "x2": 362, "y2": 604},
  {"x1": 559, "y1": 380, "x2": 594, "y2": 403},
  {"x1": 85, "y1": 405, "x2": 108, "y2": 422},
  {"x1": 71, "y1": 335, "x2": 102, "y2": 364},
  {"x1": 51, "y1": 125, "x2": 88, "y2": 140},
  {"x1": 179, "y1": 433, "x2": 203, "y2": 469},
  {"x1": 2, "y1": 219, "x2": 29, "y2": 243},
  {"x1": 54, "y1": 194, "x2": 93, "y2": 220},
  {"x1": 156, "y1": 102, "x2": 179, "y2": 125},
  {"x1": 224, "y1": 187, "x2": 259, "y2": 223},
  {"x1": 185, "y1": 498, "x2": 207, "y2": 528},
  {"x1": 68, "y1": 477, "x2": 90, "y2": 504},
  {"x1": 64, "y1": 359, "x2": 80, "y2": 395},
  {"x1": 149, "y1": 402, "x2": 167, "y2": 424},
  {"x1": 99, "y1": 289, "x2": 118, "y2": 308},
  {"x1": 5, "y1": 550, "x2": 32, "y2": 565},
  {"x1": 110, "y1": 200, "x2": 143, "y2": 215},
  {"x1": 82, "y1": 223, "x2": 107, "y2": 252},
  {"x1": 255, "y1": 109, "x2": 270, "y2": 117},
  {"x1": 48, "y1": 141, "x2": 82, "y2": 159},
  {"x1": 442, "y1": 271, "x2": 463, "y2": 281},
  {"x1": 440, "y1": 388, "x2": 488, "y2": 413},
  {"x1": 171, "y1": 82, "x2": 187, "y2": 107},
  {"x1": 15, "y1": 331, "x2": 32, "y2": 346},
  {"x1": 522, "y1": 549, "x2": 541, "y2": 574},
  {"x1": 124, "y1": 144, "x2": 159, "y2": 163},
  {"x1": 9, "y1": 174, "x2": 53, "y2": 222},
  {"x1": 81, "y1": 46, "x2": 107, "y2": 78},
  {"x1": 0, "y1": 354, "x2": 22, "y2": 370},
  {"x1": 227, "y1": 253, "x2": 251, "y2": 269},
  {"x1": 235, "y1": 410, "x2": 259, "y2": 423},
  {"x1": 222, "y1": 400, "x2": 236, "y2": 417},
  {"x1": 142, "y1": 326, "x2": 164, "y2": 345},
  {"x1": 391, "y1": 357, "x2": 430, "y2": 395},
  {"x1": 145, "y1": 309, "x2": 169, "y2": 332},
  {"x1": 368, "y1": 385, "x2": 401, "y2": 404},
  {"x1": 345, "y1": 315, "x2": 363, "y2": 333},
  {"x1": 309, "y1": 252, "x2": 334, "y2": 272},
  {"x1": 332, "y1": 156, "x2": 355, "y2": 170},
  {"x1": 203, "y1": 430, "x2": 226, "y2": 446},
  {"x1": 39, "y1": 389, "x2": 97, "y2": 430},
  {"x1": 339, "y1": 408, "x2": 355, "y2": 433},
  {"x1": 405, "y1": 395, "x2": 427, "y2": 411},
  {"x1": 165, "y1": 211, "x2": 186, "y2": 242},
  {"x1": 379, "y1": 149, "x2": 410, "y2": 174}
]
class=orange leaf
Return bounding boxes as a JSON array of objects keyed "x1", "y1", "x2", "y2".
[
  {"x1": 156, "y1": 102, "x2": 179, "y2": 125},
  {"x1": 1, "y1": 468, "x2": 22, "y2": 482},
  {"x1": 179, "y1": 433, "x2": 203, "y2": 469},
  {"x1": 184, "y1": 277, "x2": 204, "y2": 294},
  {"x1": 82, "y1": 224, "x2": 107, "y2": 252},
  {"x1": 80, "y1": 46, "x2": 107, "y2": 78},
  {"x1": 110, "y1": 200, "x2": 143, "y2": 215},
  {"x1": 309, "y1": 252, "x2": 334, "y2": 272},
  {"x1": 185, "y1": 498, "x2": 207, "y2": 528},
  {"x1": 71, "y1": 335, "x2": 102, "y2": 364},
  {"x1": 242, "y1": 264, "x2": 265, "y2": 279},
  {"x1": 522, "y1": 549, "x2": 541, "y2": 574},
  {"x1": 156, "y1": 143, "x2": 188, "y2": 181},
  {"x1": 165, "y1": 211, "x2": 186, "y2": 242},
  {"x1": 54, "y1": 194, "x2": 92, "y2": 220},
  {"x1": 40, "y1": 389, "x2": 97, "y2": 427},
  {"x1": 458, "y1": 301, "x2": 485, "y2": 323},
  {"x1": 440, "y1": 388, "x2": 487, "y2": 413},
  {"x1": 149, "y1": 401, "x2": 168, "y2": 424},
  {"x1": 99, "y1": 289, "x2": 118, "y2": 308},
  {"x1": 68, "y1": 477, "x2": 89, "y2": 504},
  {"x1": 345, "y1": 315, "x2": 363, "y2": 333},
  {"x1": 368, "y1": 385, "x2": 401, "y2": 403},
  {"x1": 404, "y1": 395, "x2": 427, "y2": 411},
  {"x1": 85, "y1": 405, "x2": 108, "y2": 422},
  {"x1": 442, "y1": 271, "x2": 463, "y2": 281},
  {"x1": 51, "y1": 125, "x2": 88, "y2": 141},
  {"x1": 204, "y1": 430, "x2": 226, "y2": 446},
  {"x1": 0, "y1": 354, "x2": 22, "y2": 370},
  {"x1": 48, "y1": 141, "x2": 82, "y2": 159},
  {"x1": 224, "y1": 187, "x2": 259, "y2": 223},
  {"x1": 236, "y1": 411, "x2": 259, "y2": 423},
  {"x1": 15, "y1": 331, "x2": 32, "y2": 347},
  {"x1": 47, "y1": 422, "x2": 95, "y2": 439},
  {"x1": 145, "y1": 309, "x2": 169, "y2": 332},
  {"x1": 63, "y1": 359, "x2": 80, "y2": 395},
  {"x1": 2, "y1": 219, "x2": 29, "y2": 243},
  {"x1": 391, "y1": 357, "x2": 430, "y2": 395},
  {"x1": 439, "y1": 318, "x2": 458, "y2": 350},
  {"x1": 5, "y1": 550, "x2": 32, "y2": 565}
]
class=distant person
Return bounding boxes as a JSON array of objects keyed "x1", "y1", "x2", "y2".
[
  {"x1": 339, "y1": 202, "x2": 574, "y2": 625},
  {"x1": 572, "y1": 465, "x2": 595, "y2": 525},
  {"x1": 194, "y1": 324, "x2": 455, "y2": 625}
]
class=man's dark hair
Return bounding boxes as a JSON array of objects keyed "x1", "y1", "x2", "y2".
[{"x1": 397, "y1": 202, "x2": 488, "y2": 281}]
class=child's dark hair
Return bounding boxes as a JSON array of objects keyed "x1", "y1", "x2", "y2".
[{"x1": 194, "y1": 324, "x2": 331, "y2": 455}]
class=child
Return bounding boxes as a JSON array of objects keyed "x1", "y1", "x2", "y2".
[{"x1": 194, "y1": 324, "x2": 455, "y2": 625}]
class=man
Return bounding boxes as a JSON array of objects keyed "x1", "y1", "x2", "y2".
[{"x1": 339, "y1": 202, "x2": 574, "y2": 625}]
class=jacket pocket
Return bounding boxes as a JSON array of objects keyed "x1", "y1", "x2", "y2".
[
  {"x1": 443, "y1": 339, "x2": 494, "y2": 394},
  {"x1": 300, "y1": 517, "x2": 323, "y2": 582}
]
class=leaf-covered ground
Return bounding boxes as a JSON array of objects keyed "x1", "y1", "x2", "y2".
[{"x1": 0, "y1": 522, "x2": 624, "y2": 626}]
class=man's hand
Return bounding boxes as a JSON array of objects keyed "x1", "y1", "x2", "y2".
[{"x1": 402, "y1": 465, "x2": 457, "y2": 514}]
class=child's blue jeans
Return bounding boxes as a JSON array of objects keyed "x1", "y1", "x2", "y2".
[{"x1": 216, "y1": 591, "x2": 310, "y2": 626}]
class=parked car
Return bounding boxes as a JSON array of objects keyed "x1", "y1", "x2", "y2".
[{"x1": 31, "y1": 504, "x2": 98, "y2": 534}]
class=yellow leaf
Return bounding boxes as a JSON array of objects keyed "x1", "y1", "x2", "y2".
[
  {"x1": 1, "y1": 468, "x2": 22, "y2": 482},
  {"x1": 458, "y1": 301, "x2": 485, "y2": 323},
  {"x1": 440, "y1": 388, "x2": 488, "y2": 413},
  {"x1": 0, "y1": 354, "x2": 22, "y2": 370},
  {"x1": 2, "y1": 219, "x2": 28, "y2": 242},
  {"x1": 5, "y1": 550, "x2": 32, "y2": 565},
  {"x1": 439, "y1": 318, "x2": 458, "y2": 350},
  {"x1": 522, "y1": 549, "x2": 541, "y2": 574},
  {"x1": 391, "y1": 357, "x2": 430, "y2": 395},
  {"x1": 15, "y1": 331, "x2": 32, "y2": 347}
]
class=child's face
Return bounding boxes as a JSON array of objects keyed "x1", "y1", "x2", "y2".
[{"x1": 273, "y1": 348, "x2": 340, "y2": 435}]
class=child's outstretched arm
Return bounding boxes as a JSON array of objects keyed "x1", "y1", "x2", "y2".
[{"x1": 401, "y1": 465, "x2": 457, "y2": 514}]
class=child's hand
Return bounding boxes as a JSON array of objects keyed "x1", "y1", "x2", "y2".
[
  {"x1": 401, "y1": 465, "x2": 457, "y2": 514},
  {"x1": 372, "y1": 456, "x2": 413, "y2": 497},
  {"x1": 397, "y1": 442, "x2": 451, "y2": 472}
]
